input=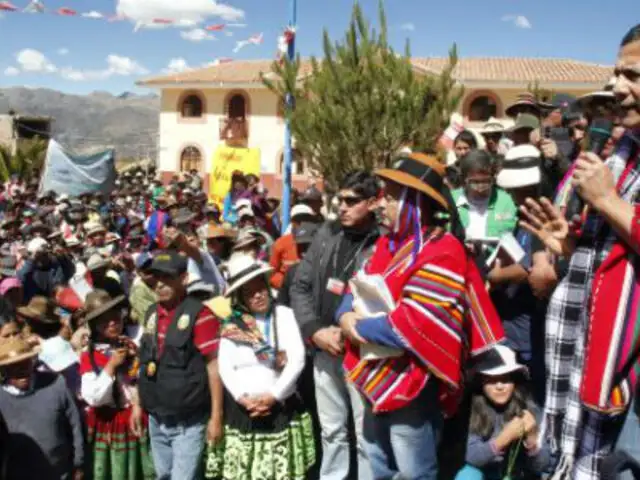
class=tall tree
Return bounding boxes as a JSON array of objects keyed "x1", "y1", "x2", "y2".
[
  {"x1": 263, "y1": 1, "x2": 463, "y2": 188},
  {"x1": 0, "y1": 137, "x2": 48, "y2": 182}
]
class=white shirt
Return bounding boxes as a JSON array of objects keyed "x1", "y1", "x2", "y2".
[
  {"x1": 218, "y1": 305, "x2": 305, "y2": 402},
  {"x1": 458, "y1": 192, "x2": 490, "y2": 240},
  {"x1": 80, "y1": 344, "x2": 135, "y2": 408}
]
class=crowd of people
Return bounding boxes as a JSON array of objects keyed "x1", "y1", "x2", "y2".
[{"x1": 0, "y1": 22, "x2": 637, "y2": 480}]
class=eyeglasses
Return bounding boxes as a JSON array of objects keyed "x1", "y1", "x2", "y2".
[
  {"x1": 465, "y1": 179, "x2": 494, "y2": 189},
  {"x1": 337, "y1": 195, "x2": 364, "y2": 207}
]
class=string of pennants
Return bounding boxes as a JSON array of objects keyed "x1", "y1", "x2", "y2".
[{"x1": 0, "y1": 1, "x2": 253, "y2": 33}]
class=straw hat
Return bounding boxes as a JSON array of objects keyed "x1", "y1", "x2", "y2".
[
  {"x1": 17, "y1": 296, "x2": 61, "y2": 324},
  {"x1": 83, "y1": 289, "x2": 126, "y2": 323},
  {"x1": 205, "y1": 224, "x2": 235, "y2": 240},
  {"x1": 374, "y1": 152, "x2": 449, "y2": 211},
  {"x1": 86, "y1": 254, "x2": 111, "y2": 272},
  {"x1": 225, "y1": 254, "x2": 273, "y2": 296},
  {"x1": 85, "y1": 222, "x2": 107, "y2": 237},
  {"x1": 479, "y1": 117, "x2": 505, "y2": 135},
  {"x1": 232, "y1": 230, "x2": 261, "y2": 252},
  {"x1": 0, "y1": 336, "x2": 40, "y2": 367}
]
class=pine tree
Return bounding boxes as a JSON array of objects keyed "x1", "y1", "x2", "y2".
[{"x1": 263, "y1": 1, "x2": 463, "y2": 189}]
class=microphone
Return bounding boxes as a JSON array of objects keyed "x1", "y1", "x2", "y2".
[{"x1": 565, "y1": 117, "x2": 614, "y2": 222}]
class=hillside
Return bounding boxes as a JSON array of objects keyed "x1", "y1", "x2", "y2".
[{"x1": 0, "y1": 87, "x2": 160, "y2": 159}]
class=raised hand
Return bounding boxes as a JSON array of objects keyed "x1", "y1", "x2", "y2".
[{"x1": 519, "y1": 198, "x2": 574, "y2": 257}]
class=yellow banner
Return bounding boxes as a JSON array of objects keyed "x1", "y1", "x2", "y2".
[{"x1": 209, "y1": 146, "x2": 261, "y2": 207}]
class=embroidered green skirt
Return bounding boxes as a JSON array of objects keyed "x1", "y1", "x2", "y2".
[
  {"x1": 205, "y1": 392, "x2": 316, "y2": 480},
  {"x1": 87, "y1": 406, "x2": 155, "y2": 480}
]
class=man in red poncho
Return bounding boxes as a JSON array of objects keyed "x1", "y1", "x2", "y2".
[{"x1": 336, "y1": 152, "x2": 504, "y2": 480}]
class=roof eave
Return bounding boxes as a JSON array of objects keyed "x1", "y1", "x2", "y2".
[
  {"x1": 136, "y1": 81, "x2": 268, "y2": 90},
  {"x1": 461, "y1": 79, "x2": 608, "y2": 90}
]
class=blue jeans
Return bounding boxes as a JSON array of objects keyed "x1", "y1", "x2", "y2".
[
  {"x1": 363, "y1": 381, "x2": 442, "y2": 480},
  {"x1": 313, "y1": 351, "x2": 371, "y2": 480},
  {"x1": 148, "y1": 413, "x2": 207, "y2": 480},
  {"x1": 615, "y1": 395, "x2": 640, "y2": 480}
]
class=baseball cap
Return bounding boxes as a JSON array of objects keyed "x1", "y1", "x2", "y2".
[
  {"x1": 149, "y1": 250, "x2": 188, "y2": 276},
  {"x1": 293, "y1": 222, "x2": 320, "y2": 245},
  {"x1": 291, "y1": 204, "x2": 314, "y2": 219}
]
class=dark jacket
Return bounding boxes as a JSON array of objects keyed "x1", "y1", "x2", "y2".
[
  {"x1": 291, "y1": 220, "x2": 378, "y2": 340},
  {"x1": 18, "y1": 256, "x2": 75, "y2": 302}
]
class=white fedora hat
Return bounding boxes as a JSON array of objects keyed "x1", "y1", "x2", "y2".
[
  {"x1": 496, "y1": 144, "x2": 541, "y2": 189},
  {"x1": 474, "y1": 345, "x2": 527, "y2": 377},
  {"x1": 225, "y1": 254, "x2": 273, "y2": 297}
]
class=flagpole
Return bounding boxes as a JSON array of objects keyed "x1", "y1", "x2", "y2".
[{"x1": 281, "y1": 0, "x2": 297, "y2": 232}]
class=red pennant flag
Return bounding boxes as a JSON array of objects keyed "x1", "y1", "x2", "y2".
[
  {"x1": 218, "y1": 57, "x2": 233, "y2": 64},
  {"x1": 206, "y1": 24, "x2": 225, "y2": 31},
  {"x1": 57, "y1": 7, "x2": 77, "y2": 15},
  {"x1": 0, "y1": 2, "x2": 18, "y2": 11},
  {"x1": 152, "y1": 18, "x2": 173, "y2": 24}
]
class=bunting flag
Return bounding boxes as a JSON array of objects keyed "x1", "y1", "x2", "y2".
[
  {"x1": 23, "y1": 0, "x2": 44, "y2": 13},
  {"x1": 82, "y1": 10, "x2": 103, "y2": 19},
  {"x1": 152, "y1": 18, "x2": 173, "y2": 24},
  {"x1": 0, "y1": 2, "x2": 18, "y2": 11},
  {"x1": 206, "y1": 23, "x2": 225, "y2": 31},
  {"x1": 57, "y1": 7, "x2": 76, "y2": 16},
  {"x1": 233, "y1": 32, "x2": 263, "y2": 53}
]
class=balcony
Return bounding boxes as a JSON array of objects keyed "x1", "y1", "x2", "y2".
[{"x1": 219, "y1": 117, "x2": 248, "y2": 147}]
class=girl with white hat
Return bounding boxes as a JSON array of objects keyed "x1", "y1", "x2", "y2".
[
  {"x1": 455, "y1": 345, "x2": 551, "y2": 480},
  {"x1": 205, "y1": 254, "x2": 315, "y2": 479}
]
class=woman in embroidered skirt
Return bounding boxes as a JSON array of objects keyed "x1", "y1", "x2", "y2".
[
  {"x1": 79, "y1": 289, "x2": 154, "y2": 480},
  {"x1": 205, "y1": 254, "x2": 315, "y2": 480}
]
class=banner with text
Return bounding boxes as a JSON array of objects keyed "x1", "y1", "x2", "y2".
[{"x1": 209, "y1": 146, "x2": 261, "y2": 206}]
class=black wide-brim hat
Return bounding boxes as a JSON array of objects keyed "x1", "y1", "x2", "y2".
[{"x1": 375, "y1": 152, "x2": 449, "y2": 211}]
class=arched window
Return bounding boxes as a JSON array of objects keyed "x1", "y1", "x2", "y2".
[
  {"x1": 468, "y1": 95, "x2": 498, "y2": 122},
  {"x1": 180, "y1": 146, "x2": 202, "y2": 172},
  {"x1": 180, "y1": 94, "x2": 203, "y2": 118},
  {"x1": 279, "y1": 149, "x2": 305, "y2": 175},
  {"x1": 228, "y1": 94, "x2": 246, "y2": 119}
]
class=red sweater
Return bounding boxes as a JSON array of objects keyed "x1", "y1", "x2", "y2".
[{"x1": 269, "y1": 234, "x2": 299, "y2": 289}]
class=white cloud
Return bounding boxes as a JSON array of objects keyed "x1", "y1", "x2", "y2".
[
  {"x1": 501, "y1": 14, "x2": 532, "y2": 29},
  {"x1": 57, "y1": 48, "x2": 69, "y2": 56},
  {"x1": 180, "y1": 28, "x2": 215, "y2": 42},
  {"x1": 116, "y1": 0, "x2": 245, "y2": 27},
  {"x1": 4, "y1": 67, "x2": 19, "y2": 77},
  {"x1": 60, "y1": 55, "x2": 148, "y2": 81},
  {"x1": 227, "y1": 23, "x2": 246, "y2": 28},
  {"x1": 16, "y1": 49, "x2": 57, "y2": 73},
  {"x1": 163, "y1": 57, "x2": 190, "y2": 73},
  {"x1": 400, "y1": 23, "x2": 415, "y2": 32},
  {"x1": 225, "y1": 31, "x2": 233, "y2": 37},
  {"x1": 106, "y1": 55, "x2": 149, "y2": 75}
]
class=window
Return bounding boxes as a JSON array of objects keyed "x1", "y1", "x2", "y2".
[
  {"x1": 228, "y1": 94, "x2": 246, "y2": 119},
  {"x1": 180, "y1": 94, "x2": 203, "y2": 118},
  {"x1": 279, "y1": 149, "x2": 305, "y2": 175},
  {"x1": 468, "y1": 95, "x2": 497, "y2": 122},
  {"x1": 180, "y1": 146, "x2": 202, "y2": 172}
]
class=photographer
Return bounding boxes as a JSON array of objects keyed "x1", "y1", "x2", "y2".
[{"x1": 18, "y1": 238, "x2": 74, "y2": 302}]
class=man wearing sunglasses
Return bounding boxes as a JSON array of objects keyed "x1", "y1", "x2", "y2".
[{"x1": 292, "y1": 170, "x2": 380, "y2": 480}]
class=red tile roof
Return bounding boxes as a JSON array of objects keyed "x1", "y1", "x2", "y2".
[{"x1": 138, "y1": 57, "x2": 612, "y2": 87}]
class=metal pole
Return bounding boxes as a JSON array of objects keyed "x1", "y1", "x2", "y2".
[{"x1": 281, "y1": 0, "x2": 297, "y2": 232}]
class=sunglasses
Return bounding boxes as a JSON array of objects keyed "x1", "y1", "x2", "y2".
[{"x1": 337, "y1": 195, "x2": 364, "y2": 207}]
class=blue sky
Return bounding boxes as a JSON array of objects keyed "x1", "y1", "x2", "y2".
[{"x1": 0, "y1": 0, "x2": 635, "y2": 95}]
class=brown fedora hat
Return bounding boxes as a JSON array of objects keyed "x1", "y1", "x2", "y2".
[
  {"x1": 83, "y1": 289, "x2": 126, "y2": 323},
  {"x1": 17, "y1": 296, "x2": 61, "y2": 325},
  {"x1": 0, "y1": 336, "x2": 39, "y2": 367},
  {"x1": 375, "y1": 152, "x2": 449, "y2": 211}
]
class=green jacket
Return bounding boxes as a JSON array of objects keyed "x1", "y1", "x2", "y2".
[{"x1": 452, "y1": 187, "x2": 517, "y2": 239}]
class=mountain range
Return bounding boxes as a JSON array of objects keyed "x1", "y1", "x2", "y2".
[{"x1": 0, "y1": 87, "x2": 160, "y2": 159}]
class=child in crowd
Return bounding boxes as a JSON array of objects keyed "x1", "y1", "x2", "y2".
[{"x1": 456, "y1": 346, "x2": 551, "y2": 479}]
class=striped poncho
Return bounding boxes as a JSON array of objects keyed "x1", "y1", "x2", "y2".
[{"x1": 343, "y1": 229, "x2": 504, "y2": 415}]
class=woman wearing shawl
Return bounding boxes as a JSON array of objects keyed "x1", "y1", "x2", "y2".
[
  {"x1": 222, "y1": 171, "x2": 252, "y2": 226},
  {"x1": 205, "y1": 254, "x2": 315, "y2": 479},
  {"x1": 79, "y1": 289, "x2": 154, "y2": 480},
  {"x1": 336, "y1": 152, "x2": 504, "y2": 480}
]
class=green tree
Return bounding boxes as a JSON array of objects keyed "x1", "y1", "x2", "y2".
[
  {"x1": 263, "y1": 1, "x2": 463, "y2": 188},
  {"x1": 0, "y1": 137, "x2": 48, "y2": 182}
]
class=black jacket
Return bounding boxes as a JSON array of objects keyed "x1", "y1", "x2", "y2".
[{"x1": 291, "y1": 220, "x2": 378, "y2": 339}]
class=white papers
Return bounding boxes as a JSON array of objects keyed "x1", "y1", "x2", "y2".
[
  {"x1": 485, "y1": 232, "x2": 526, "y2": 268},
  {"x1": 349, "y1": 272, "x2": 403, "y2": 360}
]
